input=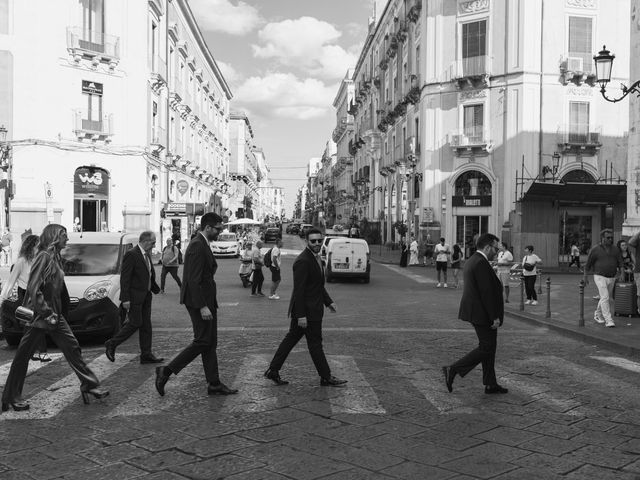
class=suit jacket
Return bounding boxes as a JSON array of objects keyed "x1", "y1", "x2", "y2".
[
  {"x1": 180, "y1": 233, "x2": 219, "y2": 310},
  {"x1": 457, "y1": 252, "x2": 504, "y2": 326},
  {"x1": 25, "y1": 250, "x2": 70, "y2": 320},
  {"x1": 288, "y1": 247, "x2": 333, "y2": 320},
  {"x1": 119, "y1": 247, "x2": 160, "y2": 304}
]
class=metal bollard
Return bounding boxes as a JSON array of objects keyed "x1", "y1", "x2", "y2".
[
  {"x1": 545, "y1": 277, "x2": 551, "y2": 318},
  {"x1": 578, "y1": 279, "x2": 585, "y2": 327},
  {"x1": 519, "y1": 276, "x2": 525, "y2": 311},
  {"x1": 537, "y1": 269, "x2": 543, "y2": 294}
]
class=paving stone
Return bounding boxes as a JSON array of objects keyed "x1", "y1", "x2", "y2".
[
  {"x1": 565, "y1": 464, "x2": 640, "y2": 480},
  {"x1": 562, "y1": 444, "x2": 639, "y2": 469},
  {"x1": 170, "y1": 454, "x2": 265, "y2": 479},
  {"x1": 224, "y1": 469, "x2": 290, "y2": 480},
  {"x1": 570, "y1": 418, "x2": 618, "y2": 432},
  {"x1": 80, "y1": 444, "x2": 150, "y2": 466},
  {"x1": 313, "y1": 423, "x2": 389, "y2": 445},
  {"x1": 463, "y1": 443, "x2": 531, "y2": 462},
  {"x1": 408, "y1": 430, "x2": 485, "y2": 452},
  {"x1": 91, "y1": 427, "x2": 152, "y2": 446},
  {"x1": 430, "y1": 418, "x2": 495, "y2": 437},
  {"x1": 372, "y1": 419, "x2": 427, "y2": 437},
  {"x1": 178, "y1": 421, "x2": 242, "y2": 439},
  {"x1": 609, "y1": 423, "x2": 640, "y2": 437},
  {"x1": 0, "y1": 435, "x2": 51, "y2": 455},
  {"x1": 524, "y1": 421, "x2": 582, "y2": 440},
  {"x1": 134, "y1": 472, "x2": 190, "y2": 479},
  {"x1": 380, "y1": 461, "x2": 456, "y2": 479},
  {"x1": 180, "y1": 434, "x2": 258, "y2": 457},
  {"x1": 492, "y1": 467, "x2": 564, "y2": 480},
  {"x1": 314, "y1": 468, "x2": 395, "y2": 479},
  {"x1": 519, "y1": 434, "x2": 584, "y2": 456},
  {"x1": 569, "y1": 430, "x2": 631, "y2": 448},
  {"x1": 132, "y1": 432, "x2": 199, "y2": 452},
  {"x1": 486, "y1": 412, "x2": 541, "y2": 430},
  {"x1": 513, "y1": 452, "x2": 585, "y2": 475},
  {"x1": 330, "y1": 413, "x2": 387, "y2": 427},
  {"x1": 473, "y1": 426, "x2": 541, "y2": 447},
  {"x1": 238, "y1": 423, "x2": 307, "y2": 443},
  {"x1": 60, "y1": 462, "x2": 147, "y2": 480},
  {"x1": 439, "y1": 454, "x2": 517, "y2": 479},
  {"x1": 32, "y1": 437, "x2": 101, "y2": 460},
  {"x1": 20, "y1": 455, "x2": 99, "y2": 480},
  {"x1": 619, "y1": 439, "x2": 640, "y2": 455},
  {"x1": 0, "y1": 449, "x2": 58, "y2": 469},
  {"x1": 0, "y1": 470, "x2": 38, "y2": 480},
  {"x1": 127, "y1": 449, "x2": 198, "y2": 472}
]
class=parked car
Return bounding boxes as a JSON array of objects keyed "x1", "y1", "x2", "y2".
[
  {"x1": 263, "y1": 227, "x2": 282, "y2": 243},
  {"x1": 325, "y1": 238, "x2": 370, "y2": 283},
  {"x1": 319, "y1": 233, "x2": 350, "y2": 265},
  {"x1": 299, "y1": 224, "x2": 314, "y2": 238},
  {"x1": 287, "y1": 223, "x2": 301, "y2": 235},
  {"x1": 210, "y1": 232, "x2": 240, "y2": 257},
  {"x1": 1, "y1": 232, "x2": 138, "y2": 346}
]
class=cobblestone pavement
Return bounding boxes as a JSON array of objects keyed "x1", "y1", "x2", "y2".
[{"x1": 0, "y1": 236, "x2": 639, "y2": 479}]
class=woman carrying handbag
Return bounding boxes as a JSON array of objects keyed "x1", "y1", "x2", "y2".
[{"x1": 1, "y1": 224, "x2": 108, "y2": 413}]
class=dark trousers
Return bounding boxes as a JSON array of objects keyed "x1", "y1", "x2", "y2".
[
  {"x1": 449, "y1": 323, "x2": 497, "y2": 387},
  {"x1": 167, "y1": 306, "x2": 219, "y2": 384},
  {"x1": 524, "y1": 275, "x2": 537, "y2": 300},
  {"x1": 109, "y1": 292, "x2": 153, "y2": 356},
  {"x1": 17, "y1": 287, "x2": 46, "y2": 354},
  {"x1": 568, "y1": 255, "x2": 581, "y2": 268},
  {"x1": 2, "y1": 317, "x2": 100, "y2": 404},
  {"x1": 269, "y1": 317, "x2": 331, "y2": 379},
  {"x1": 251, "y1": 268, "x2": 264, "y2": 294},
  {"x1": 160, "y1": 266, "x2": 182, "y2": 290}
]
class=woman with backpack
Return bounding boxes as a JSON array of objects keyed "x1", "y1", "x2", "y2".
[{"x1": 160, "y1": 238, "x2": 182, "y2": 293}]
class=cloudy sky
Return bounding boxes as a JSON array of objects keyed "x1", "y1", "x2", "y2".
[{"x1": 187, "y1": 0, "x2": 385, "y2": 216}]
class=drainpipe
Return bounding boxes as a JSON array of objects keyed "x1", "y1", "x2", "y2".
[
  {"x1": 538, "y1": 0, "x2": 545, "y2": 174},
  {"x1": 163, "y1": 0, "x2": 170, "y2": 246}
]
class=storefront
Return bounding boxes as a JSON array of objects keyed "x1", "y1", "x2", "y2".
[
  {"x1": 73, "y1": 166, "x2": 109, "y2": 232},
  {"x1": 452, "y1": 170, "x2": 493, "y2": 258}
]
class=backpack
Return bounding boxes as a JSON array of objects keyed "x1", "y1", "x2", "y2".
[{"x1": 263, "y1": 248, "x2": 273, "y2": 268}]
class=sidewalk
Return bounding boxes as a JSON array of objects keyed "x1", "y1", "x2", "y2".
[{"x1": 371, "y1": 246, "x2": 640, "y2": 359}]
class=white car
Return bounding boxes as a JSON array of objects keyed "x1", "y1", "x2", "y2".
[
  {"x1": 210, "y1": 232, "x2": 240, "y2": 257},
  {"x1": 319, "y1": 233, "x2": 349, "y2": 265},
  {"x1": 325, "y1": 238, "x2": 371, "y2": 283}
]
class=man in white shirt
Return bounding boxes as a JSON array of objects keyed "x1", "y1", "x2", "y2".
[
  {"x1": 269, "y1": 239, "x2": 283, "y2": 299},
  {"x1": 496, "y1": 243, "x2": 513, "y2": 303},
  {"x1": 433, "y1": 237, "x2": 451, "y2": 287}
]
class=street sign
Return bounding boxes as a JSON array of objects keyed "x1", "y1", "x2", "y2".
[{"x1": 44, "y1": 182, "x2": 53, "y2": 200}]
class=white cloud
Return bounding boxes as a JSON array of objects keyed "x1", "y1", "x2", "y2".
[
  {"x1": 234, "y1": 73, "x2": 337, "y2": 120},
  {"x1": 187, "y1": 0, "x2": 262, "y2": 35},
  {"x1": 216, "y1": 60, "x2": 241, "y2": 86},
  {"x1": 251, "y1": 17, "x2": 357, "y2": 80}
]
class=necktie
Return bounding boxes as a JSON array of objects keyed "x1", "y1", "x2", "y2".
[{"x1": 145, "y1": 252, "x2": 152, "y2": 290}]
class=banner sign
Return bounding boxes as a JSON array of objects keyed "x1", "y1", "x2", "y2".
[
  {"x1": 74, "y1": 167, "x2": 109, "y2": 198},
  {"x1": 451, "y1": 195, "x2": 492, "y2": 207},
  {"x1": 82, "y1": 80, "x2": 103, "y2": 95},
  {"x1": 176, "y1": 180, "x2": 189, "y2": 196}
]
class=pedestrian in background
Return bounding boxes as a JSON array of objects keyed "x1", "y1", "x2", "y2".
[
  {"x1": 269, "y1": 238, "x2": 283, "y2": 300},
  {"x1": 522, "y1": 245, "x2": 542, "y2": 305},
  {"x1": 2, "y1": 224, "x2": 108, "y2": 412},
  {"x1": 568, "y1": 242, "x2": 581, "y2": 270},
  {"x1": 155, "y1": 213, "x2": 238, "y2": 397},
  {"x1": 450, "y1": 243, "x2": 463, "y2": 288},
  {"x1": 584, "y1": 229, "x2": 622, "y2": 328},
  {"x1": 105, "y1": 231, "x2": 163, "y2": 365},
  {"x1": 434, "y1": 237, "x2": 451, "y2": 287},
  {"x1": 160, "y1": 238, "x2": 182, "y2": 293},
  {"x1": 617, "y1": 239, "x2": 634, "y2": 282},
  {"x1": 238, "y1": 241, "x2": 253, "y2": 288},
  {"x1": 496, "y1": 243, "x2": 513, "y2": 303},
  {"x1": 251, "y1": 240, "x2": 265, "y2": 297},
  {"x1": 0, "y1": 234, "x2": 50, "y2": 362},
  {"x1": 627, "y1": 230, "x2": 640, "y2": 311},
  {"x1": 399, "y1": 238, "x2": 408, "y2": 267},
  {"x1": 442, "y1": 233, "x2": 507, "y2": 395},
  {"x1": 1, "y1": 228, "x2": 12, "y2": 267},
  {"x1": 409, "y1": 235, "x2": 419, "y2": 266},
  {"x1": 264, "y1": 228, "x2": 346, "y2": 387}
]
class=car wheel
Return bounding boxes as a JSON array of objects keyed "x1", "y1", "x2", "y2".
[{"x1": 5, "y1": 333, "x2": 21, "y2": 346}]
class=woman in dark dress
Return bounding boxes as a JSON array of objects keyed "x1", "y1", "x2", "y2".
[
  {"x1": 1, "y1": 224, "x2": 108, "y2": 412},
  {"x1": 400, "y1": 239, "x2": 409, "y2": 267}
]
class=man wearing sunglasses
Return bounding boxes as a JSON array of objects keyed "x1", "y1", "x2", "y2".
[
  {"x1": 584, "y1": 229, "x2": 623, "y2": 328},
  {"x1": 264, "y1": 228, "x2": 346, "y2": 387}
]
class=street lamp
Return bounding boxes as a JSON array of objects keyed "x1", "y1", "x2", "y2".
[
  {"x1": 593, "y1": 45, "x2": 640, "y2": 103},
  {"x1": 541, "y1": 152, "x2": 561, "y2": 181},
  {"x1": 0, "y1": 125, "x2": 12, "y2": 230}
]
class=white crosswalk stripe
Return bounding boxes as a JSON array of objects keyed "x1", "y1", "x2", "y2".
[
  {"x1": 498, "y1": 374, "x2": 582, "y2": 415},
  {"x1": 381, "y1": 264, "x2": 432, "y2": 284},
  {"x1": 0, "y1": 353, "x2": 64, "y2": 387},
  {"x1": 328, "y1": 355, "x2": 385, "y2": 414},
  {"x1": 591, "y1": 355, "x2": 640, "y2": 373},
  {"x1": 221, "y1": 353, "x2": 279, "y2": 413},
  {"x1": 0, "y1": 354, "x2": 136, "y2": 420}
]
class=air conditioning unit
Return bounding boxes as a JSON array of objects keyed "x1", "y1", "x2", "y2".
[
  {"x1": 589, "y1": 132, "x2": 600, "y2": 144},
  {"x1": 567, "y1": 57, "x2": 583, "y2": 72},
  {"x1": 451, "y1": 134, "x2": 462, "y2": 146}
]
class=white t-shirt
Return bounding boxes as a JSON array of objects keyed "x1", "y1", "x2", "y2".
[
  {"x1": 497, "y1": 250, "x2": 513, "y2": 274},
  {"x1": 271, "y1": 245, "x2": 281, "y2": 269},
  {"x1": 434, "y1": 243, "x2": 450, "y2": 262},
  {"x1": 522, "y1": 253, "x2": 542, "y2": 276}
]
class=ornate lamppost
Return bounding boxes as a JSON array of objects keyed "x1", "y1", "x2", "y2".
[{"x1": 593, "y1": 45, "x2": 640, "y2": 103}]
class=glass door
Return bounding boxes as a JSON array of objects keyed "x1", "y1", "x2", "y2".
[
  {"x1": 559, "y1": 212, "x2": 592, "y2": 264},
  {"x1": 456, "y1": 215, "x2": 488, "y2": 258}
]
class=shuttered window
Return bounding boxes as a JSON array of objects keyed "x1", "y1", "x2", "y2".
[
  {"x1": 462, "y1": 21, "x2": 486, "y2": 59},
  {"x1": 569, "y1": 101, "x2": 589, "y2": 143},
  {"x1": 463, "y1": 104, "x2": 484, "y2": 142},
  {"x1": 568, "y1": 16, "x2": 593, "y2": 73}
]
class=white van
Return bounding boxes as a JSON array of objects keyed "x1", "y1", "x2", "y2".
[{"x1": 325, "y1": 238, "x2": 370, "y2": 283}]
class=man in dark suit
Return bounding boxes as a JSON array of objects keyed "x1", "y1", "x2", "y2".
[
  {"x1": 264, "y1": 227, "x2": 346, "y2": 386},
  {"x1": 105, "y1": 231, "x2": 163, "y2": 364},
  {"x1": 442, "y1": 233, "x2": 508, "y2": 394},
  {"x1": 155, "y1": 213, "x2": 238, "y2": 396}
]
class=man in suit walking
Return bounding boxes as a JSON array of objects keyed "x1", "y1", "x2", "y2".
[
  {"x1": 105, "y1": 231, "x2": 163, "y2": 364},
  {"x1": 155, "y1": 213, "x2": 238, "y2": 396},
  {"x1": 442, "y1": 233, "x2": 508, "y2": 394},
  {"x1": 264, "y1": 227, "x2": 346, "y2": 387}
]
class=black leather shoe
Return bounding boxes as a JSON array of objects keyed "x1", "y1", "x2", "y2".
[
  {"x1": 264, "y1": 369, "x2": 289, "y2": 386},
  {"x1": 155, "y1": 366, "x2": 170, "y2": 396},
  {"x1": 207, "y1": 382, "x2": 239, "y2": 395},
  {"x1": 320, "y1": 376, "x2": 347, "y2": 387},
  {"x1": 485, "y1": 384, "x2": 509, "y2": 394},
  {"x1": 105, "y1": 341, "x2": 115, "y2": 362},
  {"x1": 140, "y1": 354, "x2": 164, "y2": 364},
  {"x1": 442, "y1": 366, "x2": 455, "y2": 393},
  {"x1": 1, "y1": 400, "x2": 30, "y2": 412}
]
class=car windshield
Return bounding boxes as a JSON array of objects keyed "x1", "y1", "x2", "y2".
[
  {"x1": 61, "y1": 244, "x2": 121, "y2": 276},
  {"x1": 217, "y1": 234, "x2": 237, "y2": 242}
]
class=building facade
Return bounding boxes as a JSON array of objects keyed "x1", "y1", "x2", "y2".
[{"x1": 331, "y1": 70, "x2": 355, "y2": 227}]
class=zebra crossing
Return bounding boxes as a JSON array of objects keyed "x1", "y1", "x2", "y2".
[{"x1": 0, "y1": 352, "x2": 639, "y2": 421}]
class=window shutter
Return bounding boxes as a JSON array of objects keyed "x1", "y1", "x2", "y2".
[{"x1": 568, "y1": 16, "x2": 593, "y2": 72}]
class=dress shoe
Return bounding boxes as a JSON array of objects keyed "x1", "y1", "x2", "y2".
[
  {"x1": 2, "y1": 400, "x2": 30, "y2": 412},
  {"x1": 105, "y1": 341, "x2": 116, "y2": 362},
  {"x1": 207, "y1": 382, "x2": 239, "y2": 395},
  {"x1": 485, "y1": 384, "x2": 509, "y2": 394},
  {"x1": 81, "y1": 387, "x2": 109, "y2": 404},
  {"x1": 140, "y1": 354, "x2": 164, "y2": 364},
  {"x1": 264, "y1": 369, "x2": 289, "y2": 386},
  {"x1": 442, "y1": 366, "x2": 455, "y2": 393},
  {"x1": 155, "y1": 366, "x2": 170, "y2": 396},
  {"x1": 320, "y1": 376, "x2": 347, "y2": 387}
]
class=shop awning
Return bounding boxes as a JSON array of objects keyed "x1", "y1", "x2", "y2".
[{"x1": 521, "y1": 181, "x2": 626, "y2": 204}]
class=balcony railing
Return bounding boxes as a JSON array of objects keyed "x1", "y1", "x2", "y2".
[
  {"x1": 73, "y1": 109, "x2": 113, "y2": 140},
  {"x1": 66, "y1": 27, "x2": 120, "y2": 66},
  {"x1": 151, "y1": 125, "x2": 166, "y2": 146},
  {"x1": 557, "y1": 125, "x2": 602, "y2": 152},
  {"x1": 449, "y1": 127, "x2": 490, "y2": 156}
]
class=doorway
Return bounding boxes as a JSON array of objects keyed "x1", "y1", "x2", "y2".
[
  {"x1": 559, "y1": 210, "x2": 594, "y2": 264},
  {"x1": 455, "y1": 215, "x2": 488, "y2": 258},
  {"x1": 74, "y1": 198, "x2": 108, "y2": 232}
]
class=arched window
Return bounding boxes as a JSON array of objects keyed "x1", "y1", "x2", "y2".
[
  {"x1": 150, "y1": 175, "x2": 158, "y2": 202},
  {"x1": 189, "y1": 187, "x2": 194, "y2": 200},
  {"x1": 454, "y1": 170, "x2": 492, "y2": 196},
  {"x1": 561, "y1": 170, "x2": 595, "y2": 183}
]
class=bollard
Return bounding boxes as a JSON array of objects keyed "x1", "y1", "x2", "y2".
[
  {"x1": 578, "y1": 279, "x2": 585, "y2": 327},
  {"x1": 545, "y1": 277, "x2": 551, "y2": 318},
  {"x1": 519, "y1": 276, "x2": 525, "y2": 311},
  {"x1": 537, "y1": 269, "x2": 543, "y2": 295}
]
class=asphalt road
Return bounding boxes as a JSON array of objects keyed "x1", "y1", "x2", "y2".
[{"x1": 0, "y1": 234, "x2": 639, "y2": 479}]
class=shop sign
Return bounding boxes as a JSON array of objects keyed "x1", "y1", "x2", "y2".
[
  {"x1": 176, "y1": 180, "x2": 189, "y2": 196},
  {"x1": 81, "y1": 80, "x2": 103, "y2": 95},
  {"x1": 74, "y1": 167, "x2": 109, "y2": 197},
  {"x1": 452, "y1": 195, "x2": 492, "y2": 207},
  {"x1": 165, "y1": 202, "x2": 186, "y2": 214},
  {"x1": 423, "y1": 207, "x2": 434, "y2": 223}
]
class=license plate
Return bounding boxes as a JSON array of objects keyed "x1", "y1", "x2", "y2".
[{"x1": 334, "y1": 263, "x2": 349, "y2": 269}]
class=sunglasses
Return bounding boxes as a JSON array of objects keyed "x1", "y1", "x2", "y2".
[{"x1": 308, "y1": 239, "x2": 323, "y2": 244}]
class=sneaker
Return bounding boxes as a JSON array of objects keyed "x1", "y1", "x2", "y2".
[
  {"x1": 436, "y1": 283, "x2": 442, "y2": 288},
  {"x1": 605, "y1": 321, "x2": 616, "y2": 328},
  {"x1": 273, "y1": 295, "x2": 280, "y2": 299},
  {"x1": 443, "y1": 283, "x2": 448, "y2": 288},
  {"x1": 594, "y1": 314, "x2": 605, "y2": 324},
  {"x1": 531, "y1": 300, "x2": 538, "y2": 306},
  {"x1": 524, "y1": 300, "x2": 531, "y2": 305},
  {"x1": 269, "y1": 295, "x2": 278, "y2": 300}
]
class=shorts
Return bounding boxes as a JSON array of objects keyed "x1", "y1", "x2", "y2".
[
  {"x1": 498, "y1": 272, "x2": 510, "y2": 285},
  {"x1": 270, "y1": 267, "x2": 281, "y2": 282},
  {"x1": 436, "y1": 261, "x2": 448, "y2": 272}
]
